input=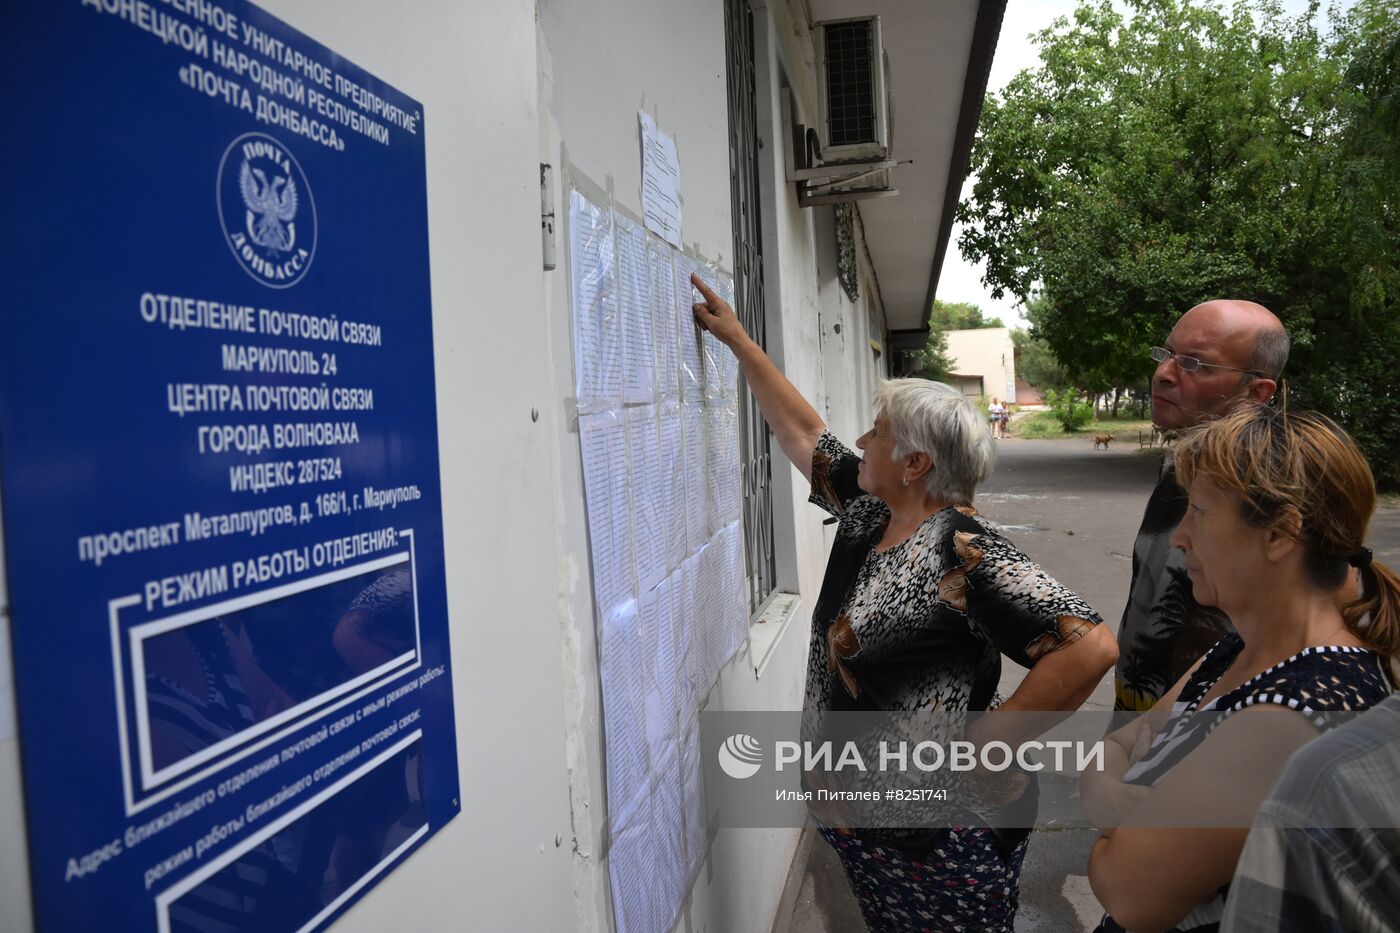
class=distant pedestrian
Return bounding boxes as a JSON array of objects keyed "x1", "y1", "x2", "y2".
[{"x1": 988, "y1": 397, "x2": 1006, "y2": 439}]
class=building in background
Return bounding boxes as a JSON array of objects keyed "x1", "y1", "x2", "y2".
[
  {"x1": 1015, "y1": 375, "x2": 1046, "y2": 407},
  {"x1": 945, "y1": 326, "x2": 1016, "y2": 402}
]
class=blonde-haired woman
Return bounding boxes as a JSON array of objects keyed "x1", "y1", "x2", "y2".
[{"x1": 1085, "y1": 403, "x2": 1398, "y2": 933}]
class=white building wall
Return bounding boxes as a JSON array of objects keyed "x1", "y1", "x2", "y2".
[
  {"x1": 946, "y1": 326, "x2": 1017, "y2": 403},
  {"x1": 539, "y1": 0, "x2": 845, "y2": 929},
  {"x1": 0, "y1": 1, "x2": 878, "y2": 931},
  {"x1": 537, "y1": 1, "x2": 814, "y2": 930},
  {"x1": 813, "y1": 207, "x2": 887, "y2": 447}
]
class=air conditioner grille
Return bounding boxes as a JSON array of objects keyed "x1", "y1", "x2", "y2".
[{"x1": 823, "y1": 21, "x2": 876, "y2": 147}]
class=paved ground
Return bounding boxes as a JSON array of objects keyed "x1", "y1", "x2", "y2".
[{"x1": 786, "y1": 435, "x2": 1400, "y2": 933}]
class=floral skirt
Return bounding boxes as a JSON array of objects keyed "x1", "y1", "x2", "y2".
[{"x1": 819, "y1": 826, "x2": 1029, "y2": 933}]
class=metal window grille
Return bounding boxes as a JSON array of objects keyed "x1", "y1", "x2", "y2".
[
  {"x1": 823, "y1": 21, "x2": 876, "y2": 146},
  {"x1": 724, "y1": 0, "x2": 776, "y2": 613}
]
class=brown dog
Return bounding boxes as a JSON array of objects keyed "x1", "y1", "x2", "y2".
[{"x1": 1093, "y1": 433, "x2": 1113, "y2": 450}]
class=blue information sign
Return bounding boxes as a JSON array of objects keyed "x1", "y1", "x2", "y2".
[{"x1": 1, "y1": 3, "x2": 460, "y2": 930}]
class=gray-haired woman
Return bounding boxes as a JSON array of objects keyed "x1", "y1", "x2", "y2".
[{"x1": 691, "y1": 274, "x2": 1118, "y2": 933}]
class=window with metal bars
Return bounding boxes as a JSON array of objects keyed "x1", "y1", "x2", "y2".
[{"x1": 724, "y1": 0, "x2": 776, "y2": 614}]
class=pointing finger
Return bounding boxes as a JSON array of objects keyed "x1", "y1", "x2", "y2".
[{"x1": 690, "y1": 273, "x2": 720, "y2": 304}]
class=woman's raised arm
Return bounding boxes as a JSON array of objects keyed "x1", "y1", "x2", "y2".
[{"x1": 691, "y1": 274, "x2": 826, "y2": 481}]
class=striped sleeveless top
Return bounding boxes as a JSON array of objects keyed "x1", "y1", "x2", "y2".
[{"x1": 1105, "y1": 633, "x2": 1392, "y2": 933}]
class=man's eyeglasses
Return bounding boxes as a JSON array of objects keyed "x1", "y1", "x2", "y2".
[{"x1": 1150, "y1": 347, "x2": 1265, "y2": 379}]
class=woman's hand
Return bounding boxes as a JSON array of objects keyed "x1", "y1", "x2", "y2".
[
  {"x1": 1081, "y1": 706, "x2": 1156, "y2": 832},
  {"x1": 1087, "y1": 706, "x2": 1320, "y2": 933},
  {"x1": 684, "y1": 271, "x2": 827, "y2": 479},
  {"x1": 691, "y1": 274, "x2": 751, "y2": 347},
  {"x1": 1082, "y1": 769, "x2": 1150, "y2": 835}
]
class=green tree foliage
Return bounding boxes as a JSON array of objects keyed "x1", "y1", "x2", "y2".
[
  {"x1": 919, "y1": 328, "x2": 957, "y2": 381},
  {"x1": 957, "y1": 0, "x2": 1400, "y2": 482},
  {"x1": 1011, "y1": 328, "x2": 1067, "y2": 390},
  {"x1": 929, "y1": 300, "x2": 1004, "y2": 331},
  {"x1": 1012, "y1": 294, "x2": 1070, "y2": 391},
  {"x1": 1045, "y1": 388, "x2": 1097, "y2": 431}
]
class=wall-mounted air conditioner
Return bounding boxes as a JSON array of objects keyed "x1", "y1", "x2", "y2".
[
  {"x1": 786, "y1": 16, "x2": 900, "y2": 206},
  {"x1": 818, "y1": 16, "x2": 891, "y2": 163}
]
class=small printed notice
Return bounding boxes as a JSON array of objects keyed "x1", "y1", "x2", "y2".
[{"x1": 639, "y1": 110, "x2": 683, "y2": 248}]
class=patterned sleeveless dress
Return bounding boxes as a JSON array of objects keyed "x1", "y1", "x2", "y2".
[{"x1": 807, "y1": 430, "x2": 1106, "y2": 932}]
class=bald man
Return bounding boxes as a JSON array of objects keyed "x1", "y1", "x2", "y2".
[{"x1": 1114, "y1": 300, "x2": 1289, "y2": 712}]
